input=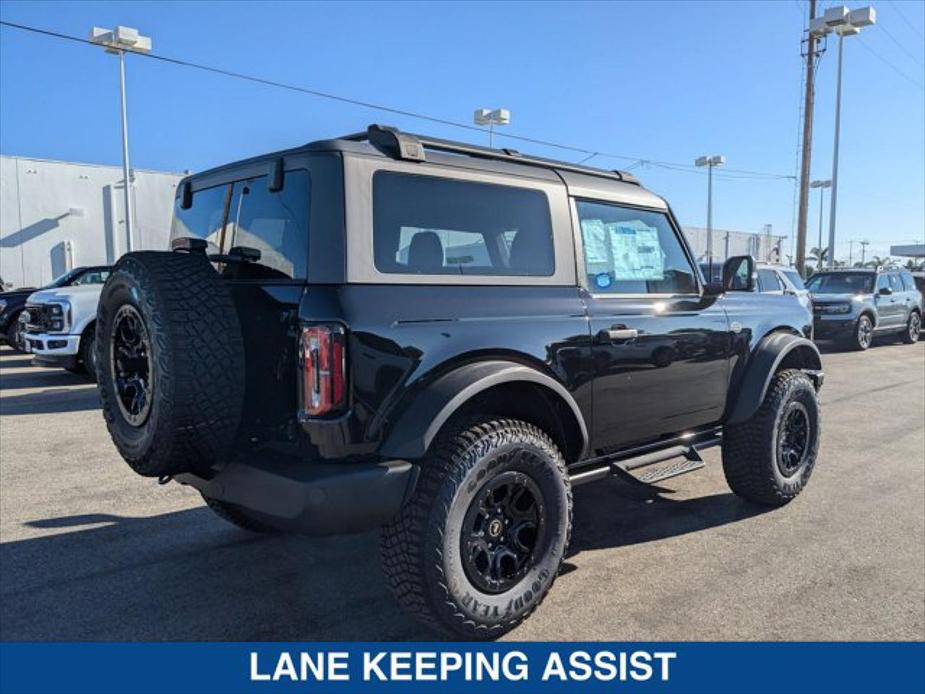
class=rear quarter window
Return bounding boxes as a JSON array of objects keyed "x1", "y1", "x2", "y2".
[
  {"x1": 170, "y1": 171, "x2": 310, "y2": 279},
  {"x1": 372, "y1": 171, "x2": 555, "y2": 277}
]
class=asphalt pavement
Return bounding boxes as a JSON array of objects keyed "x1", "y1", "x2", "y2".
[{"x1": 1, "y1": 340, "x2": 923, "y2": 641}]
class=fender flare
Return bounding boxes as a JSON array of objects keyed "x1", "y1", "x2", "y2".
[
  {"x1": 380, "y1": 360, "x2": 589, "y2": 460},
  {"x1": 726, "y1": 332, "x2": 823, "y2": 425}
]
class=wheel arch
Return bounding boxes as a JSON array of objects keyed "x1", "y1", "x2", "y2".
[
  {"x1": 726, "y1": 332, "x2": 822, "y2": 425},
  {"x1": 380, "y1": 360, "x2": 589, "y2": 463}
]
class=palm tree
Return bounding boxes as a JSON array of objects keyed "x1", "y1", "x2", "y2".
[
  {"x1": 808, "y1": 246, "x2": 829, "y2": 268},
  {"x1": 865, "y1": 255, "x2": 890, "y2": 268}
]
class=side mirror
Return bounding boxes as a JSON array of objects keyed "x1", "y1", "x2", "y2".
[
  {"x1": 878, "y1": 286, "x2": 892, "y2": 296},
  {"x1": 722, "y1": 255, "x2": 755, "y2": 292}
]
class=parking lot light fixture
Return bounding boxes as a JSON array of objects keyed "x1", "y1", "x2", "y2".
[
  {"x1": 89, "y1": 26, "x2": 152, "y2": 253},
  {"x1": 808, "y1": 6, "x2": 876, "y2": 268},
  {"x1": 473, "y1": 108, "x2": 510, "y2": 148},
  {"x1": 695, "y1": 154, "x2": 725, "y2": 269}
]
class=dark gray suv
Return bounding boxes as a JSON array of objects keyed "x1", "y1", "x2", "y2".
[{"x1": 807, "y1": 268, "x2": 922, "y2": 350}]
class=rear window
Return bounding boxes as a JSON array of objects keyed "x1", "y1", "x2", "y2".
[
  {"x1": 372, "y1": 172, "x2": 554, "y2": 277},
  {"x1": 757, "y1": 269, "x2": 781, "y2": 292},
  {"x1": 170, "y1": 170, "x2": 310, "y2": 279},
  {"x1": 782, "y1": 269, "x2": 806, "y2": 290}
]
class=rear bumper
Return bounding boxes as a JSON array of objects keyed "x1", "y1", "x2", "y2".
[{"x1": 175, "y1": 457, "x2": 418, "y2": 536}]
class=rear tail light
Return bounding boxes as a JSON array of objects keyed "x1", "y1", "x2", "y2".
[{"x1": 299, "y1": 325, "x2": 347, "y2": 418}]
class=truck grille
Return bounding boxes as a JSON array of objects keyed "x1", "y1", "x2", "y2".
[{"x1": 24, "y1": 303, "x2": 55, "y2": 332}]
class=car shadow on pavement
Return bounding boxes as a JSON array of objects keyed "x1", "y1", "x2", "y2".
[
  {"x1": 1, "y1": 478, "x2": 772, "y2": 642},
  {"x1": 0, "y1": 385, "x2": 99, "y2": 415},
  {"x1": 569, "y1": 480, "x2": 772, "y2": 555},
  {"x1": 0, "y1": 356, "x2": 36, "y2": 369}
]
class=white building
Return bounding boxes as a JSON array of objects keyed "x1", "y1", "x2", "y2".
[{"x1": 0, "y1": 155, "x2": 184, "y2": 289}]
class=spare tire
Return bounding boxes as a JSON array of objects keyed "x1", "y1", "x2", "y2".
[{"x1": 96, "y1": 251, "x2": 245, "y2": 477}]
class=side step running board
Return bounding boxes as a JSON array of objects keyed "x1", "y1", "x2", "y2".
[{"x1": 569, "y1": 435, "x2": 721, "y2": 488}]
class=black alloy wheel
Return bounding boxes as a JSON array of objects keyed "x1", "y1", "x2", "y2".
[
  {"x1": 777, "y1": 402, "x2": 811, "y2": 477},
  {"x1": 109, "y1": 304, "x2": 154, "y2": 427},
  {"x1": 461, "y1": 471, "x2": 545, "y2": 594}
]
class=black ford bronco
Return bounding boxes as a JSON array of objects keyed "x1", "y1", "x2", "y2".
[{"x1": 96, "y1": 125, "x2": 823, "y2": 638}]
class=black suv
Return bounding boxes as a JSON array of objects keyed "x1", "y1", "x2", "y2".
[
  {"x1": 95, "y1": 125, "x2": 823, "y2": 638},
  {"x1": 807, "y1": 268, "x2": 922, "y2": 349}
]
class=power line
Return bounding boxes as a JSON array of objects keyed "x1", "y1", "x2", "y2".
[
  {"x1": 0, "y1": 19, "x2": 797, "y2": 182},
  {"x1": 855, "y1": 35, "x2": 925, "y2": 91},
  {"x1": 878, "y1": 16, "x2": 925, "y2": 68},
  {"x1": 888, "y1": 0, "x2": 925, "y2": 41}
]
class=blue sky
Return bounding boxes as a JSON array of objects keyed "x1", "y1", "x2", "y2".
[{"x1": 1, "y1": 0, "x2": 923, "y2": 263}]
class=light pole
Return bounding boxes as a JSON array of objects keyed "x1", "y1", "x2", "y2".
[
  {"x1": 90, "y1": 26, "x2": 152, "y2": 253},
  {"x1": 809, "y1": 6, "x2": 876, "y2": 268},
  {"x1": 474, "y1": 108, "x2": 510, "y2": 148},
  {"x1": 860, "y1": 239, "x2": 870, "y2": 266},
  {"x1": 695, "y1": 155, "x2": 725, "y2": 269},
  {"x1": 810, "y1": 179, "x2": 832, "y2": 269}
]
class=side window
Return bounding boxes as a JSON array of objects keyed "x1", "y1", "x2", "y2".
[
  {"x1": 757, "y1": 269, "x2": 782, "y2": 293},
  {"x1": 900, "y1": 272, "x2": 917, "y2": 291},
  {"x1": 225, "y1": 171, "x2": 310, "y2": 279},
  {"x1": 782, "y1": 269, "x2": 806, "y2": 290},
  {"x1": 170, "y1": 171, "x2": 310, "y2": 279},
  {"x1": 876, "y1": 274, "x2": 890, "y2": 292},
  {"x1": 170, "y1": 183, "x2": 231, "y2": 254},
  {"x1": 576, "y1": 200, "x2": 697, "y2": 294},
  {"x1": 888, "y1": 274, "x2": 904, "y2": 293},
  {"x1": 372, "y1": 172, "x2": 554, "y2": 276}
]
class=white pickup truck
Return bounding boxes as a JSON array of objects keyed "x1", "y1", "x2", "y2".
[{"x1": 21, "y1": 277, "x2": 109, "y2": 380}]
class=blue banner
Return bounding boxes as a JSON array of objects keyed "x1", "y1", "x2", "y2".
[{"x1": 1, "y1": 642, "x2": 923, "y2": 694}]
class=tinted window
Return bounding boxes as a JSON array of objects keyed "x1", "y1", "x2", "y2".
[
  {"x1": 806, "y1": 272, "x2": 874, "y2": 294},
  {"x1": 373, "y1": 172, "x2": 554, "y2": 276},
  {"x1": 225, "y1": 173, "x2": 310, "y2": 279},
  {"x1": 577, "y1": 201, "x2": 696, "y2": 294},
  {"x1": 888, "y1": 274, "x2": 904, "y2": 292},
  {"x1": 170, "y1": 172, "x2": 309, "y2": 279},
  {"x1": 757, "y1": 269, "x2": 782, "y2": 292},
  {"x1": 170, "y1": 184, "x2": 230, "y2": 255},
  {"x1": 782, "y1": 269, "x2": 806, "y2": 290},
  {"x1": 876, "y1": 274, "x2": 890, "y2": 292},
  {"x1": 71, "y1": 269, "x2": 111, "y2": 286},
  {"x1": 899, "y1": 272, "x2": 915, "y2": 291}
]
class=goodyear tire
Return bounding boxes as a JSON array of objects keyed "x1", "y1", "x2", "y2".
[
  {"x1": 380, "y1": 418, "x2": 572, "y2": 639},
  {"x1": 722, "y1": 369, "x2": 820, "y2": 507},
  {"x1": 96, "y1": 251, "x2": 244, "y2": 477}
]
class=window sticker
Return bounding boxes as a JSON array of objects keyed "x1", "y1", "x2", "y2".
[
  {"x1": 594, "y1": 272, "x2": 613, "y2": 289},
  {"x1": 608, "y1": 223, "x2": 665, "y2": 281}
]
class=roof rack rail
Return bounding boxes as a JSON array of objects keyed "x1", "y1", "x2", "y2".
[{"x1": 339, "y1": 124, "x2": 640, "y2": 186}]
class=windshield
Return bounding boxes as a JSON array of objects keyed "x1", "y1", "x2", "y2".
[
  {"x1": 806, "y1": 272, "x2": 874, "y2": 294},
  {"x1": 47, "y1": 268, "x2": 84, "y2": 288}
]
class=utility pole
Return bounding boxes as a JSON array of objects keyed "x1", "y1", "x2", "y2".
[
  {"x1": 860, "y1": 240, "x2": 869, "y2": 266},
  {"x1": 849, "y1": 239, "x2": 854, "y2": 266},
  {"x1": 795, "y1": 0, "x2": 818, "y2": 278}
]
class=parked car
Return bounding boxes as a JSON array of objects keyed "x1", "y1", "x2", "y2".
[
  {"x1": 20, "y1": 277, "x2": 110, "y2": 380},
  {"x1": 0, "y1": 266, "x2": 111, "y2": 352},
  {"x1": 700, "y1": 262, "x2": 812, "y2": 314},
  {"x1": 95, "y1": 124, "x2": 823, "y2": 638},
  {"x1": 806, "y1": 268, "x2": 922, "y2": 350}
]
